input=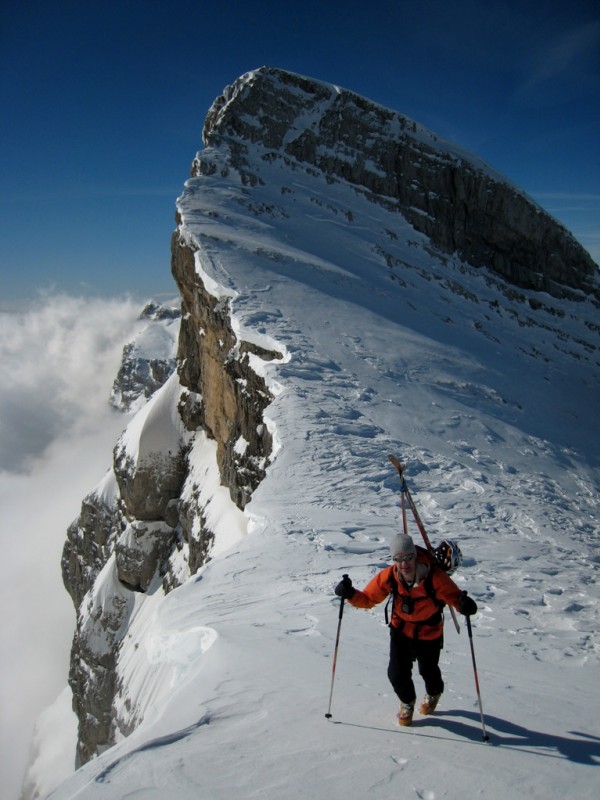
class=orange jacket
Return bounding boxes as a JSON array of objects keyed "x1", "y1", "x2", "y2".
[{"x1": 347, "y1": 553, "x2": 463, "y2": 640}]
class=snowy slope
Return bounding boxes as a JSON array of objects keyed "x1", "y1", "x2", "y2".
[{"x1": 40, "y1": 100, "x2": 600, "y2": 798}]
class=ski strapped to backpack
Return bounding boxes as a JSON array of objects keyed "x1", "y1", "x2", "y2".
[{"x1": 388, "y1": 455, "x2": 462, "y2": 633}]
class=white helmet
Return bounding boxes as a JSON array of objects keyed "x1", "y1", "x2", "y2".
[{"x1": 434, "y1": 539, "x2": 463, "y2": 574}]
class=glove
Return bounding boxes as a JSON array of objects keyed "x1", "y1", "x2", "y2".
[
  {"x1": 334, "y1": 574, "x2": 355, "y2": 600},
  {"x1": 459, "y1": 592, "x2": 478, "y2": 616}
]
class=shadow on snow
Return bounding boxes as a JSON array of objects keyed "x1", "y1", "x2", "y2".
[
  {"x1": 92, "y1": 716, "x2": 211, "y2": 785},
  {"x1": 329, "y1": 708, "x2": 600, "y2": 765}
]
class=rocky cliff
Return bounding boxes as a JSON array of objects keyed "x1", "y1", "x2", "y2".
[
  {"x1": 198, "y1": 67, "x2": 596, "y2": 300},
  {"x1": 59, "y1": 66, "x2": 598, "y2": 771},
  {"x1": 61, "y1": 278, "x2": 281, "y2": 764},
  {"x1": 110, "y1": 302, "x2": 181, "y2": 413}
]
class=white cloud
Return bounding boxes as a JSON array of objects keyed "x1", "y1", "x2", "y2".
[
  {"x1": 0, "y1": 293, "x2": 140, "y2": 470},
  {"x1": 515, "y1": 20, "x2": 600, "y2": 105},
  {"x1": 0, "y1": 294, "x2": 143, "y2": 799},
  {"x1": 530, "y1": 21, "x2": 599, "y2": 85}
]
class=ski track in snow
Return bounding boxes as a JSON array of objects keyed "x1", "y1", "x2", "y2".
[{"x1": 39, "y1": 128, "x2": 600, "y2": 799}]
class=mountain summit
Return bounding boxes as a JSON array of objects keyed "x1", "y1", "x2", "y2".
[
  {"x1": 24, "y1": 68, "x2": 599, "y2": 800},
  {"x1": 198, "y1": 66, "x2": 597, "y2": 298}
]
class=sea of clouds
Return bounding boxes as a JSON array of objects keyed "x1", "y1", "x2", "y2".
[{"x1": 0, "y1": 294, "x2": 146, "y2": 799}]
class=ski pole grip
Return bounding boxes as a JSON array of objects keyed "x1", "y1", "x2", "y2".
[{"x1": 338, "y1": 574, "x2": 349, "y2": 618}]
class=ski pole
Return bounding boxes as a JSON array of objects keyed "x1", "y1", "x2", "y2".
[
  {"x1": 325, "y1": 581, "x2": 347, "y2": 719},
  {"x1": 389, "y1": 456, "x2": 460, "y2": 633},
  {"x1": 465, "y1": 611, "x2": 489, "y2": 742}
]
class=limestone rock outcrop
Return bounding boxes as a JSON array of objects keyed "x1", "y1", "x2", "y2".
[
  {"x1": 62, "y1": 259, "x2": 281, "y2": 764},
  {"x1": 111, "y1": 301, "x2": 180, "y2": 412},
  {"x1": 198, "y1": 67, "x2": 597, "y2": 300}
]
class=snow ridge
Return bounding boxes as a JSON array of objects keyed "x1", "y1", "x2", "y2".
[{"x1": 31, "y1": 70, "x2": 600, "y2": 800}]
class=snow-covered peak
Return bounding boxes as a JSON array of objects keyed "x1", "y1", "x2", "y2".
[
  {"x1": 206, "y1": 66, "x2": 502, "y2": 177},
  {"x1": 196, "y1": 66, "x2": 597, "y2": 299}
]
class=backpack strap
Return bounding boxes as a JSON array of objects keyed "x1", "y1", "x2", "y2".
[
  {"x1": 424, "y1": 566, "x2": 446, "y2": 612},
  {"x1": 384, "y1": 569, "x2": 398, "y2": 626},
  {"x1": 385, "y1": 563, "x2": 445, "y2": 628}
]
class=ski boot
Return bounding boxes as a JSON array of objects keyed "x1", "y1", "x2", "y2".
[
  {"x1": 419, "y1": 693, "x2": 441, "y2": 715},
  {"x1": 397, "y1": 702, "x2": 415, "y2": 727}
]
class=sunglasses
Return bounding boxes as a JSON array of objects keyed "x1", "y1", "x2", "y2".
[{"x1": 393, "y1": 554, "x2": 415, "y2": 564}]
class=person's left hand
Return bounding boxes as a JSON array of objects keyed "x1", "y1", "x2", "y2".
[{"x1": 459, "y1": 591, "x2": 478, "y2": 616}]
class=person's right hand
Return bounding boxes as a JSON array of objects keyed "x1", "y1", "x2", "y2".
[{"x1": 334, "y1": 574, "x2": 355, "y2": 599}]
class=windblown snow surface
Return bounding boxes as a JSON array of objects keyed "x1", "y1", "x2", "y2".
[{"x1": 38, "y1": 128, "x2": 599, "y2": 799}]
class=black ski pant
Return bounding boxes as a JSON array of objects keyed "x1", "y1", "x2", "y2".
[{"x1": 387, "y1": 627, "x2": 444, "y2": 704}]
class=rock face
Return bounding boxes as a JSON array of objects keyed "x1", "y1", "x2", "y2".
[
  {"x1": 199, "y1": 67, "x2": 597, "y2": 299},
  {"x1": 110, "y1": 302, "x2": 180, "y2": 412},
  {"x1": 171, "y1": 233, "x2": 279, "y2": 511},
  {"x1": 62, "y1": 265, "x2": 281, "y2": 764},
  {"x1": 59, "y1": 66, "x2": 598, "y2": 771}
]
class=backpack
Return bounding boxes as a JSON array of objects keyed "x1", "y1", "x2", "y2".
[
  {"x1": 384, "y1": 539, "x2": 463, "y2": 629},
  {"x1": 384, "y1": 561, "x2": 445, "y2": 628}
]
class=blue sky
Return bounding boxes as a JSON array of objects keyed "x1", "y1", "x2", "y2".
[{"x1": 1, "y1": 0, "x2": 598, "y2": 306}]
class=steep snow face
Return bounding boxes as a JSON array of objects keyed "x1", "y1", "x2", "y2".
[
  {"x1": 115, "y1": 371, "x2": 189, "y2": 473},
  {"x1": 30, "y1": 69, "x2": 600, "y2": 800}
]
